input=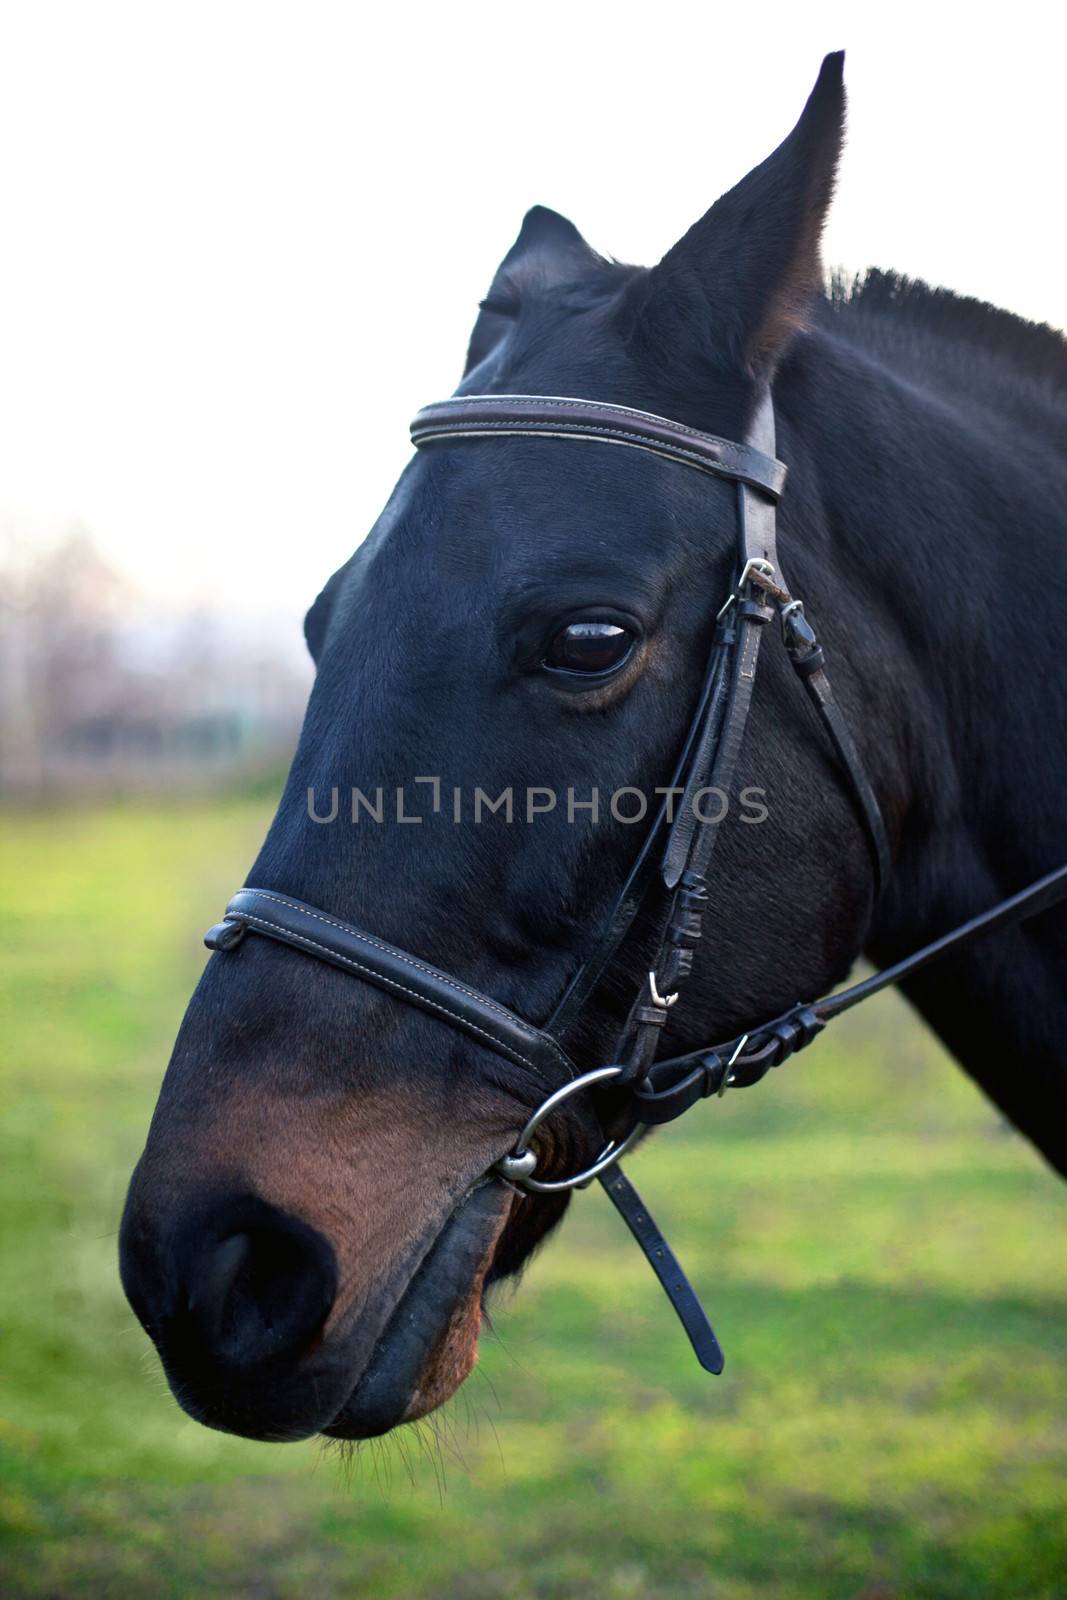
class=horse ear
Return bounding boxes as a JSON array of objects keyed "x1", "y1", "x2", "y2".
[
  {"x1": 464, "y1": 206, "x2": 597, "y2": 375},
  {"x1": 638, "y1": 52, "x2": 846, "y2": 382}
]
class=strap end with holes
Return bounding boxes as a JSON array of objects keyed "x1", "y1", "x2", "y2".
[{"x1": 599, "y1": 1165, "x2": 724, "y2": 1374}]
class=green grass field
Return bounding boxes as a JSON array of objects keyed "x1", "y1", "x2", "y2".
[{"x1": 1, "y1": 798, "x2": 1064, "y2": 1598}]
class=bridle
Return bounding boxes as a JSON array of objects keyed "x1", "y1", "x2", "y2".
[{"x1": 205, "y1": 390, "x2": 1067, "y2": 1376}]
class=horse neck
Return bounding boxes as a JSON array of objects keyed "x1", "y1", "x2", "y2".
[{"x1": 777, "y1": 328, "x2": 1067, "y2": 1172}]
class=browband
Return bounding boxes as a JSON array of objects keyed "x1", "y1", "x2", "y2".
[{"x1": 410, "y1": 394, "x2": 788, "y2": 500}]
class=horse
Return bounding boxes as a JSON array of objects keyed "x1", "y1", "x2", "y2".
[{"x1": 119, "y1": 53, "x2": 1067, "y2": 1444}]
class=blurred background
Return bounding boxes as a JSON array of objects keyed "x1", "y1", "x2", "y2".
[{"x1": 1, "y1": 3, "x2": 1065, "y2": 1596}]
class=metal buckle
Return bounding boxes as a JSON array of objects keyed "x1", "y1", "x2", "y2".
[
  {"x1": 494, "y1": 1065, "x2": 645, "y2": 1194},
  {"x1": 716, "y1": 558, "x2": 776, "y2": 621},
  {"x1": 717, "y1": 1033, "x2": 749, "y2": 1097},
  {"x1": 648, "y1": 971, "x2": 679, "y2": 1010}
]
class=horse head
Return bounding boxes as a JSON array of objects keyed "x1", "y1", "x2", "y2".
[{"x1": 120, "y1": 55, "x2": 887, "y2": 1442}]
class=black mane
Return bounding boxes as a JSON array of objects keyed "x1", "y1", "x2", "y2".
[{"x1": 823, "y1": 268, "x2": 1067, "y2": 442}]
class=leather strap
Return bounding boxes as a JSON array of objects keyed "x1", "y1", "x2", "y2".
[
  {"x1": 609, "y1": 395, "x2": 785, "y2": 1089},
  {"x1": 548, "y1": 393, "x2": 787, "y2": 1057},
  {"x1": 818, "y1": 859, "x2": 1067, "y2": 1024},
  {"x1": 544, "y1": 631, "x2": 731, "y2": 1043},
  {"x1": 798, "y1": 664, "x2": 891, "y2": 890},
  {"x1": 411, "y1": 394, "x2": 788, "y2": 500},
  {"x1": 662, "y1": 395, "x2": 781, "y2": 890},
  {"x1": 598, "y1": 1165, "x2": 725, "y2": 1373},
  {"x1": 634, "y1": 860, "x2": 1067, "y2": 1126},
  {"x1": 205, "y1": 887, "x2": 578, "y2": 1092},
  {"x1": 782, "y1": 608, "x2": 892, "y2": 891}
]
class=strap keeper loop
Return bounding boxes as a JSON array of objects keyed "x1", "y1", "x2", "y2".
[
  {"x1": 737, "y1": 597, "x2": 775, "y2": 625},
  {"x1": 791, "y1": 646, "x2": 826, "y2": 679}
]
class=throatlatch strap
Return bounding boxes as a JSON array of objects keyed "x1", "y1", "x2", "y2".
[{"x1": 785, "y1": 638, "x2": 892, "y2": 892}]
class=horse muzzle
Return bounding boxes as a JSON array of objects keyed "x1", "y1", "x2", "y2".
[{"x1": 119, "y1": 1166, "x2": 513, "y2": 1442}]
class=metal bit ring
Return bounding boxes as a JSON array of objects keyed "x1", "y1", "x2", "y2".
[{"x1": 495, "y1": 1065, "x2": 645, "y2": 1193}]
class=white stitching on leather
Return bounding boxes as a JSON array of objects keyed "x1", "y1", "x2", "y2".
[
  {"x1": 242, "y1": 912, "x2": 556, "y2": 1077},
  {"x1": 420, "y1": 394, "x2": 736, "y2": 448},
  {"x1": 412, "y1": 421, "x2": 782, "y2": 494},
  {"x1": 419, "y1": 418, "x2": 726, "y2": 460},
  {"x1": 234, "y1": 893, "x2": 575, "y2": 1082},
  {"x1": 245, "y1": 893, "x2": 529, "y2": 1025}
]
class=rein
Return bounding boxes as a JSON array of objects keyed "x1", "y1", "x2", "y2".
[{"x1": 205, "y1": 390, "x2": 1067, "y2": 1376}]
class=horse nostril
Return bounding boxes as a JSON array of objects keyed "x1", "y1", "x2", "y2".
[
  {"x1": 180, "y1": 1198, "x2": 338, "y2": 1371},
  {"x1": 187, "y1": 1232, "x2": 251, "y2": 1330}
]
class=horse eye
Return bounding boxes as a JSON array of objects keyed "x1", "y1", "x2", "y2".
[{"x1": 543, "y1": 621, "x2": 636, "y2": 677}]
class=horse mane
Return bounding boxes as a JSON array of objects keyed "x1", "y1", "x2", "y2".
[{"x1": 821, "y1": 268, "x2": 1067, "y2": 439}]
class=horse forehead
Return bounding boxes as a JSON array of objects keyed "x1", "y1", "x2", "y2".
[{"x1": 386, "y1": 439, "x2": 710, "y2": 594}]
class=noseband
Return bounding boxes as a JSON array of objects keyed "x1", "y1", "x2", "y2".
[{"x1": 206, "y1": 390, "x2": 1067, "y2": 1376}]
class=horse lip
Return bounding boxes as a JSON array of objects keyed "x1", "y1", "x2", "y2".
[
  {"x1": 321, "y1": 1177, "x2": 511, "y2": 1440},
  {"x1": 137, "y1": 1176, "x2": 511, "y2": 1445}
]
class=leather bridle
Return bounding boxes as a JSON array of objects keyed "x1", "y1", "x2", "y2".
[{"x1": 205, "y1": 390, "x2": 1067, "y2": 1376}]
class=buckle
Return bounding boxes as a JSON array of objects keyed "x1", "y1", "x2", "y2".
[
  {"x1": 716, "y1": 558, "x2": 776, "y2": 621},
  {"x1": 716, "y1": 1033, "x2": 750, "y2": 1097},
  {"x1": 647, "y1": 971, "x2": 679, "y2": 1010}
]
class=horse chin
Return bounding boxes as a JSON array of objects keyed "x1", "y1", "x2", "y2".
[{"x1": 322, "y1": 1178, "x2": 512, "y2": 1441}]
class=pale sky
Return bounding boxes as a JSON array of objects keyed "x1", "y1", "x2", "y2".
[{"x1": 1, "y1": 1, "x2": 1063, "y2": 631}]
